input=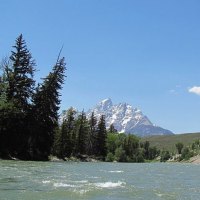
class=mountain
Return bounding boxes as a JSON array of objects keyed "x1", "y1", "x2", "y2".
[{"x1": 87, "y1": 98, "x2": 173, "y2": 137}]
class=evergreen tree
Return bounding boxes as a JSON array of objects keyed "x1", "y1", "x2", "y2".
[
  {"x1": 0, "y1": 59, "x2": 9, "y2": 104},
  {"x1": 52, "y1": 127, "x2": 62, "y2": 157},
  {"x1": 143, "y1": 141, "x2": 150, "y2": 159},
  {"x1": 96, "y1": 115, "x2": 107, "y2": 157},
  {"x1": 114, "y1": 146, "x2": 127, "y2": 162},
  {"x1": 0, "y1": 35, "x2": 36, "y2": 159},
  {"x1": 108, "y1": 123, "x2": 117, "y2": 133},
  {"x1": 75, "y1": 111, "x2": 89, "y2": 155},
  {"x1": 32, "y1": 57, "x2": 66, "y2": 159},
  {"x1": 123, "y1": 134, "x2": 139, "y2": 159},
  {"x1": 63, "y1": 108, "x2": 76, "y2": 157},
  {"x1": 87, "y1": 112, "x2": 97, "y2": 155},
  {"x1": 0, "y1": 35, "x2": 67, "y2": 160},
  {"x1": 0, "y1": 100, "x2": 21, "y2": 157},
  {"x1": 8, "y1": 34, "x2": 35, "y2": 111}
]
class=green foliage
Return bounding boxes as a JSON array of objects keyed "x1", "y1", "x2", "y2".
[
  {"x1": 0, "y1": 35, "x2": 66, "y2": 160},
  {"x1": 74, "y1": 111, "x2": 89, "y2": 155},
  {"x1": 52, "y1": 127, "x2": 62, "y2": 157},
  {"x1": 105, "y1": 133, "x2": 158, "y2": 162},
  {"x1": 143, "y1": 133, "x2": 200, "y2": 162},
  {"x1": 175, "y1": 142, "x2": 184, "y2": 154},
  {"x1": 54, "y1": 108, "x2": 76, "y2": 158},
  {"x1": 160, "y1": 150, "x2": 171, "y2": 162},
  {"x1": 32, "y1": 57, "x2": 66, "y2": 159},
  {"x1": 8, "y1": 34, "x2": 36, "y2": 110},
  {"x1": 105, "y1": 152, "x2": 115, "y2": 162},
  {"x1": 87, "y1": 112, "x2": 97, "y2": 155},
  {"x1": 148, "y1": 146, "x2": 160, "y2": 160},
  {"x1": 135, "y1": 150, "x2": 145, "y2": 163},
  {"x1": 106, "y1": 133, "x2": 119, "y2": 154},
  {"x1": 192, "y1": 139, "x2": 200, "y2": 151},
  {"x1": 180, "y1": 147, "x2": 194, "y2": 160},
  {"x1": 0, "y1": 101, "x2": 21, "y2": 156},
  {"x1": 108, "y1": 124, "x2": 117, "y2": 133},
  {"x1": 96, "y1": 115, "x2": 107, "y2": 157},
  {"x1": 142, "y1": 132, "x2": 200, "y2": 153},
  {"x1": 143, "y1": 141, "x2": 150, "y2": 158},
  {"x1": 114, "y1": 146, "x2": 127, "y2": 162}
]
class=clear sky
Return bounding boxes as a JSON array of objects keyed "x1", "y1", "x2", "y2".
[{"x1": 0, "y1": 0, "x2": 200, "y2": 134}]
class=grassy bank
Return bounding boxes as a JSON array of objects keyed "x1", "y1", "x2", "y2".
[{"x1": 142, "y1": 132, "x2": 200, "y2": 152}]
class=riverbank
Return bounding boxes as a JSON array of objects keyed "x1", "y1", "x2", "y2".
[
  {"x1": 1, "y1": 154, "x2": 200, "y2": 164},
  {"x1": 49, "y1": 155, "x2": 101, "y2": 162},
  {"x1": 187, "y1": 155, "x2": 200, "y2": 164},
  {"x1": 167, "y1": 154, "x2": 200, "y2": 164}
]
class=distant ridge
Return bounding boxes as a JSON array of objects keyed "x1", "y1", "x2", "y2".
[{"x1": 87, "y1": 98, "x2": 173, "y2": 137}]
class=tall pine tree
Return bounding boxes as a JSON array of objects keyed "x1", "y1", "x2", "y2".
[
  {"x1": 32, "y1": 57, "x2": 66, "y2": 160},
  {"x1": 0, "y1": 35, "x2": 67, "y2": 160},
  {"x1": 96, "y1": 115, "x2": 107, "y2": 157},
  {"x1": 53, "y1": 108, "x2": 76, "y2": 158},
  {"x1": 87, "y1": 112, "x2": 97, "y2": 155},
  {"x1": 75, "y1": 111, "x2": 89, "y2": 155},
  {"x1": 0, "y1": 35, "x2": 36, "y2": 159},
  {"x1": 8, "y1": 34, "x2": 35, "y2": 111}
]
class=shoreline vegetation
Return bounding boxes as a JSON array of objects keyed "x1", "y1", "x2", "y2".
[
  {"x1": 1, "y1": 154, "x2": 200, "y2": 164},
  {"x1": 0, "y1": 35, "x2": 199, "y2": 163},
  {"x1": 49, "y1": 154, "x2": 200, "y2": 164}
]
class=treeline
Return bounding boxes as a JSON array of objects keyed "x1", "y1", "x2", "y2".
[
  {"x1": 0, "y1": 35, "x2": 66, "y2": 160},
  {"x1": 159, "y1": 140, "x2": 200, "y2": 162},
  {"x1": 53, "y1": 108, "x2": 160, "y2": 162},
  {"x1": 174, "y1": 140, "x2": 200, "y2": 161}
]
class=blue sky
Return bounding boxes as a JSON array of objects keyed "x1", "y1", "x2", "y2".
[{"x1": 0, "y1": 0, "x2": 200, "y2": 134}]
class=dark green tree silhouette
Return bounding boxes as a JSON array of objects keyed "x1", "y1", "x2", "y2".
[
  {"x1": 0, "y1": 35, "x2": 36, "y2": 159},
  {"x1": 108, "y1": 123, "x2": 118, "y2": 133},
  {"x1": 87, "y1": 112, "x2": 97, "y2": 155},
  {"x1": 8, "y1": 34, "x2": 35, "y2": 110},
  {"x1": 75, "y1": 111, "x2": 89, "y2": 155},
  {"x1": 62, "y1": 108, "x2": 76, "y2": 157},
  {"x1": 123, "y1": 134, "x2": 139, "y2": 159},
  {"x1": 32, "y1": 57, "x2": 66, "y2": 160},
  {"x1": 96, "y1": 115, "x2": 107, "y2": 157}
]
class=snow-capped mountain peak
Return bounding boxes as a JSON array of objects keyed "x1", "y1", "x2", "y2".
[
  {"x1": 87, "y1": 99, "x2": 173, "y2": 137},
  {"x1": 97, "y1": 98, "x2": 113, "y2": 111}
]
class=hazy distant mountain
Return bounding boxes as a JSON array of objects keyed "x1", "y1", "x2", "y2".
[{"x1": 87, "y1": 98, "x2": 173, "y2": 137}]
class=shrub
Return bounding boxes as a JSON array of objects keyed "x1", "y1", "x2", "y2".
[
  {"x1": 114, "y1": 146, "x2": 127, "y2": 162},
  {"x1": 180, "y1": 147, "x2": 194, "y2": 160},
  {"x1": 160, "y1": 150, "x2": 171, "y2": 162},
  {"x1": 105, "y1": 152, "x2": 115, "y2": 162}
]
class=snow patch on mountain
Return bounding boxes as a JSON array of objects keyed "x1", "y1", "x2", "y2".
[{"x1": 87, "y1": 98, "x2": 173, "y2": 137}]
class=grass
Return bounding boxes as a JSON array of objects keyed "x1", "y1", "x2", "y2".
[{"x1": 142, "y1": 132, "x2": 200, "y2": 153}]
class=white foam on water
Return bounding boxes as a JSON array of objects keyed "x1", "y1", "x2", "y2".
[
  {"x1": 73, "y1": 189, "x2": 90, "y2": 195},
  {"x1": 72, "y1": 180, "x2": 88, "y2": 183},
  {"x1": 53, "y1": 183, "x2": 76, "y2": 188},
  {"x1": 94, "y1": 181, "x2": 126, "y2": 188},
  {"x1": 156, "y1": 193, "x2": 164, "y2": 197},
  {"x1": 108, "y1": 170, "x2": 124, "y2": 173},
  {"x1": 88, "y1": 176, "x2": 100, "y2": 179},
  {"x1": 42, "y1": 180, "x2": 51, "y2": 184},
  {"x1": 14, "y1": 175, "x2": 23, "y2": 178}
]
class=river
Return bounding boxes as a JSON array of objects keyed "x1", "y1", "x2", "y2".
[{"x1": 0, "y1": 160, "x2": 199, "y2": 200}]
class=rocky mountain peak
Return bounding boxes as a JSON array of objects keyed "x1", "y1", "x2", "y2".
[
  {"x1": 87, "y1": 98, "x2": 173, "y2": 137},
  {"x1": 97, "y1": 98, "x2": 113, "y2": 111}
]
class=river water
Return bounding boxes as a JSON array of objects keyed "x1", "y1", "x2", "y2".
[{"x1": 0, "y1": 160, "x2": 199, "y2": 200}]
